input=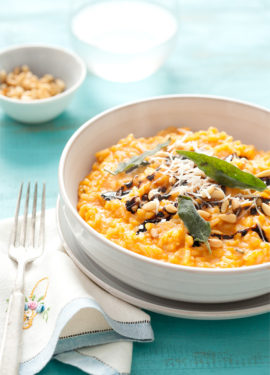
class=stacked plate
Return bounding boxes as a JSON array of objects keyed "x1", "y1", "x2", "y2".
[{"x1": 58, "y1": 95, "x2": 270, "y2": 320}]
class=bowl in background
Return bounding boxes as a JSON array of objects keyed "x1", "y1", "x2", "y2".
[
  {"x1": 58, "y1": 95, "x2": 270, "y2": 303},
  {"x1": 0, "y1": 44, "x2": 86, "y2": 123},
  {"x1": 70, "y1": 0, "x2": 178, "y2": 82}
]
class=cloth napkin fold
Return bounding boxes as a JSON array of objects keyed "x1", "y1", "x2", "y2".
[{"x1": 0, "y1": 209, "x2": 153, "y2": 375}]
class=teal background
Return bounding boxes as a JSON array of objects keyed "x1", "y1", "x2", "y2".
[{"x1": 0, "y1": 0, "x2": 269, "y2": 374}]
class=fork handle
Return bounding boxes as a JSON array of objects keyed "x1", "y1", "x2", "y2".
[
  {"x1": 0, "y1": 291, "x2": 25, "y2": 374},
  {"x1": 0, "y1": 262, "x2": 25, "y2": 375}
]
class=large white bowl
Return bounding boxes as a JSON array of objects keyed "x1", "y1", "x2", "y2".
[
  {"x1": 0, "y1": 44, "x2": 86, "y2": 123},
  {"x1": 58, "y1": 95, "x2": 270, "y2": 303}
]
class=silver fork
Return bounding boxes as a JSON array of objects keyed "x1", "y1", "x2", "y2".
[{"x1": 0, "y1": 182, "x2": 46, "y2": 375}]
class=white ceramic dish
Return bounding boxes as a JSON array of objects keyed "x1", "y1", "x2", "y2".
[
  {"x1": 58, "y1": 95, "x2": 270, "y2": 303},
  {"x1": 57, "y1": 197, "x2": 270, "y2": 319},
  {"x1": 0, "y1": 44, "x2": 86, "y2": 123}
]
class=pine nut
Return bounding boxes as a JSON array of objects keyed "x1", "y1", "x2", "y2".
[
  {"x1": 0, "y1": 66, "x2": 65, "y2": 100},
  {"x1": 231, "y1": 198, "x2": 240, "y2": 211},
  {"x1": 210, "y1": 188, "x2": 225, "y2": 200},
  {"x1": 198, "y1": 210, "x2": 211, "y2": 219},
  {"x1": 207, "y1": 185, "x2": 215, "y2": 195},
  {"x1": 256, "y1": 170, "x2": 270, "y2": 178},
  {"x1": 165, "y1": 204, "x2": 177, "y2": 214},
  {"x1": 148, "y1": 189, "x2": 158, "y2": 200},
  {"x1": 221, "y1": 199, "x2": 229, "y2": 213},
  {"x1": 142, "y1": 201, "x2": 157, "y2": 211},
  {"x1": 209, "y1": 238, "x2": 223, "y2": 248},
  {"x1": 219, "y1": 213, "x2": 237, "y2": 223},
  {"x1": 169, "y1": 176, "x2": 176, "y2": 185},
  {"x1": 131, "y1": 204, "x2": 138, "y2": 213},
  {"x1": 201, "y1": 185, "x2": 215, "y2": 199},
  {"x1": 262, "y1": 203, "x2": 270, "y2": 217},
  {"x1": 194, "y1": 168, "x2": 205, "y2": 177}
]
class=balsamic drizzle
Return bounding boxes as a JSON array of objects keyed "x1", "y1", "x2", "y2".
[
  {"x1": 125, "y1": 180, "x2": 133, "y2": 188},
  {"x1": 101, "y1": 191, "x2": 126, "y2": 201},
  {"x1": 101, "y1": 167, "x2": 270, "y2": 241},
  {"x1": 146, "y1": 173, "x2": 155, "y2": 181},
  {"x1": 136, "y1": 211, "x2": 173, "y2": 234},
  {"x1": 211, "y1": 225, "x2": 269, "y2": 242},
  {"x1": 125, "y1": 197, "x2": 140, "y2": 213}
]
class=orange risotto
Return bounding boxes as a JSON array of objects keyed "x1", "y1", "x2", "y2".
[{"x1": 77, "y1": 127, "x2": 270, "y2": 268}]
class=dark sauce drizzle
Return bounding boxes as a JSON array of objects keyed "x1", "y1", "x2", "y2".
[
  {"x1": 101, "y1": 171, "x2": 270, "y2": 240},
  {"x1": 101, "y1": 180, "x2": 133, "y2": 201},
  {"x1": 126, "y1": 197, "x2": 140, "y2": 213},
  {"x1": 211, "y1": 225, "x2": 268, "y2": 242},
  {"x1": 146, "y1": 173, "x2": 155, "y2": 181},
  {"x1": 136, "y1": 211, "x2": 174, "y2": 234}
]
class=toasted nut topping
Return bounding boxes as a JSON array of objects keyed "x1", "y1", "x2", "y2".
[
  {"x1": 256, "y1": 198, "x2": 262, "y2": 206},
  {"x1": 148, "y1": 189, "x2": 158, "y2": 200},
  {"x1": 131, "y1": 204, "x2": 139, "y2": 212},
  {"x1": 209, "y1": 238, "x2": 223, "y2": 248},
  {"x1": 256, "y1": 170, "x2": 270, "y2": 178},
  {"x1": 207, "y1": 185, "x2": 215, "y2": 194},
  {"x1": 221, "y1": 199, "x2": 229, "y2": 213},
  {"x1": 194, "y1": 168, "x2": 205, "y2": 177},
  {"x1": 262, "y1": 203, "x2": 270, "y2": 217},
  {"x1": 231, "y1": 198, "x2": 240, "y2": 211},
  {"x1": 210, "y1": 188, "x2": 225, "y2": 200},
  {"x1": 0, "y1": 66, "x2": 65, "y2": 100},
  {"x1": 169, "y1": 176, "x2": 176, "y2": 185},
  {"x1": 201, "y1": 185, "x2": 215, "y2": 198},
  {"x1": 142, "y1": 201, "x2": 157, "y2": 211},
  {"x1": 197, "y1": 210, "x2": 211, "y2": 219},
  {"x1": 150, "y1": 228, "x2": 159, "y2": 238},
  {"x1": 219, "y1": 213, "x2": 237, "y2": 223},
  {"x1": 165, "y1": 204, "x2": 177, "y2": 214}
]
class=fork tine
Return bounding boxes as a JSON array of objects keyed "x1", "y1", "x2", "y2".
[
  {"x1": 21, "y1": 182, "x2": 30, "y2": 247},
  {"x1": 13, "y1": 183, "x2": 23, "y2": 247},
  {"x1": 32, "y1": 182, "x2": 38, "y2": 247},
  {"x1": 38, "y1": 183, "x2": 46, "y2": 248}
]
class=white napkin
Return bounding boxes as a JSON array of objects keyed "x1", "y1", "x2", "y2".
[{"x1": 0, "y1": 209, "x2": 153, "y2": 375}]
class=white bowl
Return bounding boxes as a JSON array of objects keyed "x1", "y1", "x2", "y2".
[
  {"x1": 0, "y1": 44, "x2": 86, "y2": 123},
  {"x1": 58, "y1": 95, "x2": 270, "y2": 303}
]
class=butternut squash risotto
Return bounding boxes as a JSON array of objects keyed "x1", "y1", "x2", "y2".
[{"x1": 77, "y1": 127, "x2": 270, "y2": 268}]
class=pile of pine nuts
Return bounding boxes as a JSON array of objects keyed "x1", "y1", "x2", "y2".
[{"x1": 0, "y1": 65, "x2": 65, "y2": 101}]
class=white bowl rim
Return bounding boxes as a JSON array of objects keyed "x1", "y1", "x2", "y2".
[
  {"x1": 58, "y1": 94, "x2": 270, "y2": 274},
  {"x1": 0, "y1": 43, "x2": 87, "y2": 105}
]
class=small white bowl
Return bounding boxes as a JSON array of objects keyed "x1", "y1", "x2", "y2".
[
  {"x1": 0, "y1": 44, "x2": 86, "y2": 123},
  {"x1": 58, "y1": 95, "x2": 270, "y2": 303}
]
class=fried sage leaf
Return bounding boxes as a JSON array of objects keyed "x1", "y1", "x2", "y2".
[
  {"x1": 178, "y1": 196, "x2": 211, "y2": 252},
  {"x1": 177, "y1": 151, "x2": 267, "y2": 191},
  {"x1": 106, "y1": 139, "x2": 170, "y2": 175}
]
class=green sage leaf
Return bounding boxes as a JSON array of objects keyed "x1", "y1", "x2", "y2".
[
  {"x1": 177, "y1": 151, "x2": 267, "y2": 191},
  {"x1": 178, "y1": 196, "x2": 211, "y2": 252},
  {"x1": 106, "y1": 139, "x2": 170, "y2": 175}
]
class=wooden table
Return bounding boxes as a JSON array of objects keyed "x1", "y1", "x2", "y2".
[{"x1": 0, "y1": 1, "x2": 269, "y2": 374}]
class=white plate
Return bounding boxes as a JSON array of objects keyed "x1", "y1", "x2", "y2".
[{"x1": 56, "y1": 198, "x2": 270, "y2": 320}]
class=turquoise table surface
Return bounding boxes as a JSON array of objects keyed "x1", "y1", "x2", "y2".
[{"x1": 0, "y1": 0, "x2": 270, "y2": 374}]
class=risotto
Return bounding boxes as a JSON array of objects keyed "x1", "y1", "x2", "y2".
[{"x1": 77, "y1": 127, "x2": 270, "y2": 268}]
